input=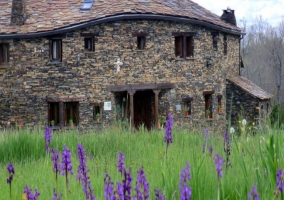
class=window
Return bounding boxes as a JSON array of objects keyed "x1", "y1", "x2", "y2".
[
  {"x1": 173, "y1": 32, "x2": 195, "y2": 59},
  {"x1": 0, "y1": 44, "x2": 9, "y2": 65},
  {"x1": 81, "y1": 0, "x2": 94, "y2": 10},
  {"x1": 137, "y1": 36, "x2": 145, "y2": 50},
  {"x1": 48, "y1": 102, "x2": 60, "y2": 126},
  {"x1": 84, "y1": 38, "x2": 94, "y2": 51},
  {"x1": 218, "y1": 98, "x2": 222, "y2": 114},
  {"x1": 64, "y1": 102, "x2": 79, "y2": 126},
  {"x1": 204, "y1": 94, "x2": 212, "y2": 119},
  {"x1": 223, "y1": 35, "x2": 227, "y2": 55},
  {"x1": 182, "y1": 97, "x2": 193, "y2": 117},
  {"x1": 50, "y1": 39, "x2": 62, "y2": 61}
]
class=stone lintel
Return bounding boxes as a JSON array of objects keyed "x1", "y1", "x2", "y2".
[{"x1": 108, "y1": 83, "x2": 175, "y2": 92}]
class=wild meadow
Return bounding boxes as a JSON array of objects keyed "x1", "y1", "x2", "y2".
[{"x1": 1, "y1": 116, "x2": 284, "y2": 199}]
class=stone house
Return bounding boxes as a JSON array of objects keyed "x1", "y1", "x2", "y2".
[{"x1": 0, "y1": 0, "x2": 272, "y2": 131}]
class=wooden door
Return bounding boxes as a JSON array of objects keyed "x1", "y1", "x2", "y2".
[{"x1": 134, "y1": 91, "x2": 152, "y2": 130}]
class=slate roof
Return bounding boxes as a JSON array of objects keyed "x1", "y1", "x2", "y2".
[
  {"x1": 228, "y1": 76, "x2": 273, "y2": 100},
  {"x1": 0, "y1": 0, "x2": 242, "y2": 35}
]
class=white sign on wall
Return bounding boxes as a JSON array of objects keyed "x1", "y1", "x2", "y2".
[{"x1": 104, "y1": 101, "x2": 112, "y2": 110}]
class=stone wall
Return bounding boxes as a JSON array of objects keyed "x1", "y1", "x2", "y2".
[
  {"x1": 226, "y1": 80, "x2": 271, "y2": 128},
  {"x1": 0, "y1": 20, "x2": 240, "y2": 131}
]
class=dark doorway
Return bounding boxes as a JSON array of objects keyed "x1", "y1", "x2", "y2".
[{"x1": 134, "y1": 90, "x2": 153, "y2": 130}]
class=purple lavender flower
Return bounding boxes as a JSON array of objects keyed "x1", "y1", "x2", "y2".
[
  {"x1": 118, "y1": 152, "x2": 126, "y2": 174},
  {"x1": 44, "y1": 126, "x2": 52, "y2": 151},
  {"x1": 154, "y1": 189, "x2": 165, "y2": 200},
  {"x1": 248, "y1": 186, "x2": 259, "y2": 200},
  {"x1": 134, "y1": 166, "x2": 150, "y2": 200},
  {"x1": 6, "y1": 163, "x2": 15, "y2": 199},
  {"x1": 61, "y1": 145, "x2": 73, "y2": 187},
  {"x1": 6, "y1": 163, "x2": 14, "y2": 184},
  {"x1": 179, "y1": 161, "x2": 191, "y2": 200},
  {"x1": 277, "y1": 169, "x2": 284, "y2": 192},
  {"x1": 23, "y1": 185, "x2": 40, "y2": 200},
  {"x1": 214, "y1": 154, "x2": 224, "y2": 178},
  {"x1": 51, "y1": 148, "x2": 60, "y2": 184},
  {"x1": 77, "y1": 144, "x2": 96, "y2": 200},
  {"x1": 51, "y1": 188, "x2": 62, "y2": 200},
  {"x1": 116, "y1": 182, "x2": 124, "y2": 200},
  {"x1": 209, "y1": 145, "x2": 213, "y2": 156},
  {"x1": 123, "y1": 169, "x2": 132, "y2": 200},
  {"x1": 164, "y1": 114, "x2": 173, "y2": 147},
  {"x1": 104, "y1": 174, "x2": 115, "y2": 200}
]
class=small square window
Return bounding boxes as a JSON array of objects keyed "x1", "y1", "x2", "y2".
[
  {"x1": 137, "y1": 36, "x2": 145, "y2": 50},
  {"x1": 50, "y1": 39, "x2": 62, "y2": 62},
  {"x1": 184, "y1": 101, "x2": 191, "y2": 116},
  {"x1": 174, "y1": 35, "x2": 194, "y2": 59},
  {"x1": 0, "y1": 44, "x2": 9, "y2": 65},
  {"x1": 48, "y1": 102, "x2": 60, "y2": 126},
  {"x1": 84, "y1": 38, "x2": 94, "y2": 51},
  {"x1": 93, "y1": 105, "x2": 102, "y2": 122}
]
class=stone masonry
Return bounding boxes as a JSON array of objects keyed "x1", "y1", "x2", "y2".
[{"x1": 0, "y1": 20, "x2": 240, "y2": 131}]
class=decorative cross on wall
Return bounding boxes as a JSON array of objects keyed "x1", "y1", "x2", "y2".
[{"x1": 114, "y1": 57, "x2": 123, "y2": 72}]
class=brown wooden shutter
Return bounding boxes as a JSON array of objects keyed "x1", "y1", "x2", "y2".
[
  {"x1": 58, "y1": 40, "x2": 62, "y2": 61},
  {"x1": 49, "y1": 40, "x2": 52, "y2": 60},
  {"x1": 186, "y1": 36, "x2": 193, "y2": 57}
]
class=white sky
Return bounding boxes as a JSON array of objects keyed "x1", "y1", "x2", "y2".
[{"x1": 195, "y1": 0, "x2": 284, "y2": 27}]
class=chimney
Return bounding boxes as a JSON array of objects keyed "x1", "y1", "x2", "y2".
[
  {"x1": 10, "y1": 0, "x2": 26, "y2": 25},
  {"x1": 220, "y1": 7, "x2": 237, "y2": 26}
]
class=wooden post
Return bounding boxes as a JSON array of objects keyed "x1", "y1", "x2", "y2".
[
  {"x1": 59, "y1": 102, "x2": 64, "y2": 129},
  {"x1": 153, "y1": 89, "x2": 160, "y2": 129},
  {"x1": 128, "y1": 90, "x2": 135, "y2": 129}
]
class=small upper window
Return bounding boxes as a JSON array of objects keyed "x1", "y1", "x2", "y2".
[
  {"x1": 81, "y1": 0, "x2": 94, "y2": 10},
  {"x1": 0, "y1": 44, "x2": 9, "y2": 65},
  {"x1": 173, "y1": 32, "x2": 195, "y2": 59},
  {"x1": 213, "y1": 35, "x2": 218, "y2": 50},
  {"x1": 84, "y1": 38, "x2": 94, "y2": 51},
  {"x1": 137, "y1": 36, "x2": 145, "y2": 50},
  {"x1": 50, "y1": 39, "x2": 62, "y2": 62}
]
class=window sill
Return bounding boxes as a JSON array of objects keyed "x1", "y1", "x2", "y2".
[
  {"x1": 185, "y1": 57, "x2": 195, "y2": 60},
  {"x1": 47, "y1": 61, "x2": 62, "y2": 65},
  {"x1": 137, "y1": 50, "x2": 145, "y2": 52},
  {"x1": 0, "y1": 64, "x2": 9, "y2": 69}
]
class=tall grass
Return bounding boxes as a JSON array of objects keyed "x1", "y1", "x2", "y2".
[{"x1": 0, "y1": 125, "x2": 283, "y2": 199}]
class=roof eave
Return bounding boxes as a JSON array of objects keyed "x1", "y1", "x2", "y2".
[{"x1": 0, "y1": 14, "x2": 244, "y2": 39}]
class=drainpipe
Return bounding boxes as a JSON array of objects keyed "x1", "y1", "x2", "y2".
[{"x1": 239, "y1": 34, "x2": 244, "y2": 76}]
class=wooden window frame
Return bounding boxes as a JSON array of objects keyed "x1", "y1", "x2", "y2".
[
  {"x1": 48, "y1": 102, "x2": 60, "y2": 126},
  {"x1": 223, "y1": 35, "x2": 228, "y2": 55},
  {"x1": 64, "y1": 102, "x2": 79, "y2": 126},
  {"x1": 84, "y1": 37, "x2": 94, "y2": 51},
  {"x1": 173, "y1": 32, "x2": 195, "y2": 59},
  {"x1": 0, "y1": 43, "x2": 9, "y2": 65},
  {"x1": 50, "y1": 39, "x2": 62, "y2": 62},
  {"x1": 204, "y1": 94, "x2": 212, "y2": 119}
]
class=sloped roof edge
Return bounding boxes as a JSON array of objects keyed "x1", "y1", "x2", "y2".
[
  {"x1": 0, "y1": 14, "x2": 245, "y2": 39},
  {"x1": 227, "y1": 76, "x2": 273, "y2": 100}
]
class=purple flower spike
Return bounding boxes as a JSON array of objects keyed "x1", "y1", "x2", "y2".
[
  {"x1": 154, "y1": 189, "x2": 165, "y2": 200},
  {"x1": 23, "y1": 185, "x2": 40, "y2": 200},
  {"x1": 44, "y1": 126, "x2": 52, "y2": 151},
  {"x1": 104, "y1": 174, "x2": 115, "y2": 200},
  {"x1": 202, "y1": 143, "x2": 206, "y2": 153},
  {"x1": 135, "y1": 166, "x2": 150, "y2": 200},
  {"x1": 248, "y1": 186, "x2": 259, "y2": 200},
  {"x1": 179, "y1": 161, "x2": 191, "y2": 200},
  {"x1": 277, "y1": 169, "x2": 284, "y2": 192},
  {"x1": 118, "y1": 152, "x2": 126, "y2": 174},
  {"x1": 51, "y1": 149, "x2": 60, "y2": 174},
  {"x1": 77, "y1": 144, "x2": 96, "y2": 200},
  {"x1": 164, "y1": 114, "x2": 173, "y2": 147},
  {"x1": 214, "y1": 154, "x2": 224, "y2": 178},
  {"x1": 61, "y1": 146, "x2": 73, "y2": 176},
  {"x1": 116, "y1": 182, "x2": 124, "y2": 200},
  {"x1": 6, "y1": 163, "x2": 15, "y2": 184}
]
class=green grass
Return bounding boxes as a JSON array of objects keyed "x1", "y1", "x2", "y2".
[{"x1": 0, "y1": 125, "x2": 283, "y2": 199}]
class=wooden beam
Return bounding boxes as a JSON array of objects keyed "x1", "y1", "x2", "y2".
[
  {"x1": 172, "y1": 32, "x2": 197, "y2": 36},
  {"x1": 46, "y1": 97, "x2": 85, "y2": 102},
  {"x1": 80, "y1": 32, "x2": 99, "y2": 37},
  {"x1": 108, "y1": 83, "x2": 175, "y2": 92},
  {"x1": 153, "y1": 89, "x2": 160, "y2": 129},
  {"x1": 203, "y1": 90, "x2": 215, "y2": 95},
  {"x1": 132, "y1": 32, "x2": 149, "y2": 37},
  {"x1": 128, "y1": 90, "x2": 136, "y2": 129},
  {"x1": 59, "y1": 102, "x2": 64, "y2": 129}
]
